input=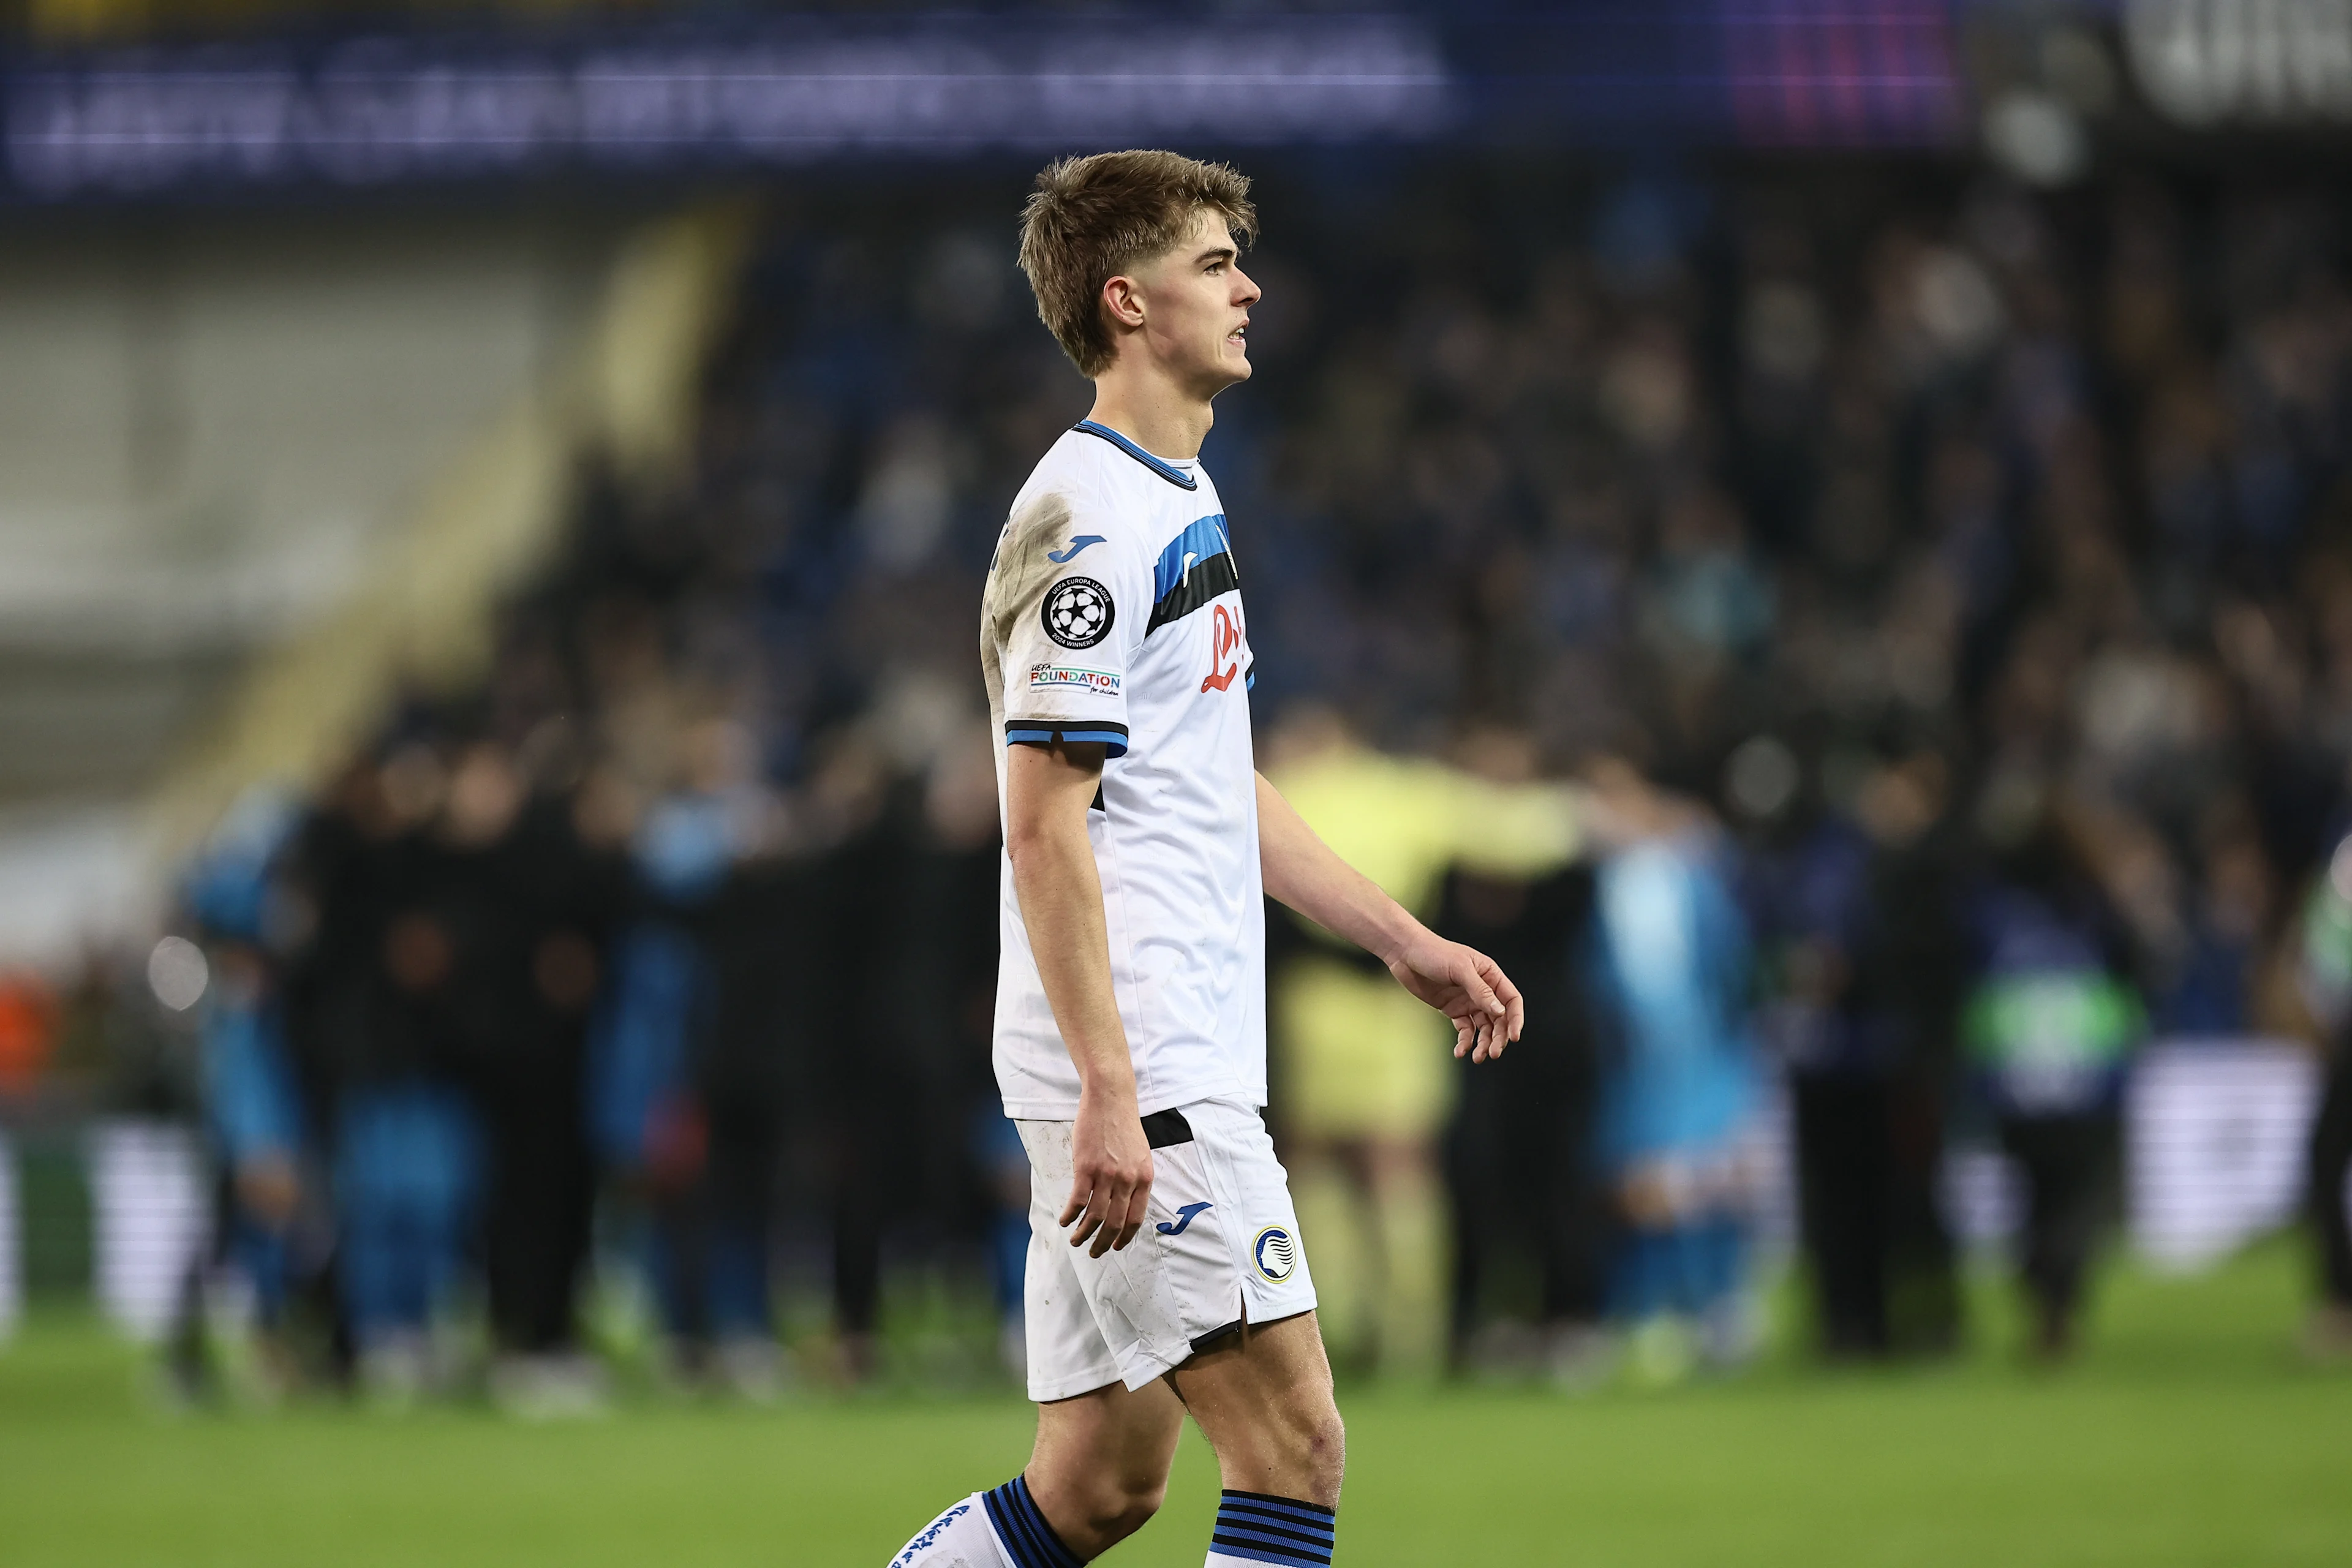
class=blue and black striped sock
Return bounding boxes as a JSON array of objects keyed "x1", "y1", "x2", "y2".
[
  {"x1": 1205, "y1": 1488, "x2": 1337, "y2": 1566},
  {"x1": 981, "y1": 1474, "x2": 1083, "y2": 1568}
]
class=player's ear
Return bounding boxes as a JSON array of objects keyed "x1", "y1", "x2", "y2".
[{"x1": 1101, "y1": 273, "x2": 1147, "y2": 332}]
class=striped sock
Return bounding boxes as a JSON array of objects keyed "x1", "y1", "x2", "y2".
[
  {"x1": 1205, "y1": 1489, "x2": 1336, "y2": 1566},
  {"x1": 981, "y1": 1475, "x2": 1083, "y2": 1568}
]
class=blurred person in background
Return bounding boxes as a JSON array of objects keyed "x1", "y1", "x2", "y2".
[
  {"x1": 2288, "y1": 827, "x2": 2352, "y2": 1360},
  {"x1": 170, "y1": 793, "x2": 319, "y2": 1400},
  {"x1": 911, "y1": 725, "x2": 1024, "y2": 1378},
  {"x1": 587, "y1": 718, "x2": 796, "y2": 1397},
  {"x1": 802, "y1": 727, "x2": 931, "y2": 1385},
  {"x1": 283, "y1": 742, "x2": 480, "y2": 1399},
  {"x1": 415, "y1": 736, "x2": 624, "y2": 1413},
  {"x1": 1434, "y1": 731, "x2": 1611, "y2": 1386},
  {"x1": 1263, "y1": 706, "x2": 1582, "y2": 1381},
  {"x1": 2149, "y1": 805, "x2": 2285, "y2": 1042},
  {"x1": 0, "y1": 973, "x2": 54, "y2": 1102},
  {"x1": 0, "y1": 971, "x2": 54, "y2": 1335},
  {"x1": 1959, "y1": 795, "x2": 2146, "y2": 1362},
  {"x1": 1581, "y1": 758, "x2": 1763, "y2": 1383},
  {"x1": 1756, "y1": 744, "x2": 1964, "y2": 1361},
  {"x1": 53, "y1": 929, "x2": 209, "y2": 1358}
]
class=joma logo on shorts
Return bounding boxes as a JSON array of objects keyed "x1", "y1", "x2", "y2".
[{"x1": 1156, "y1": 1202, "x2": 1212, "y2": 1236}]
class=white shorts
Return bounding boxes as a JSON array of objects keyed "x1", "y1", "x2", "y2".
[{"x1": 1015, "y1": 1095, "x2": 1317, "y2": 1403}]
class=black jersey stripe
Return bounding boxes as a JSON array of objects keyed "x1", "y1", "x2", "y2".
[
  {"x1": 1003, "y1": 718, "x2": 1129, "y2": 758},
  {"x1": 1146, "y1": 549, "x2": 1238, "y2": 633}
]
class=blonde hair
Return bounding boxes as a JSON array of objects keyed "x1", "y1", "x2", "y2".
[{"x1": 1017, "y1": 150, "x2": 1257, "y2": 378}]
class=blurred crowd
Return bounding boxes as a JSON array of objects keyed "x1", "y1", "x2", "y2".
[{"x1": 21, "y1": 154, "x2": 2352, "y2": 1400}]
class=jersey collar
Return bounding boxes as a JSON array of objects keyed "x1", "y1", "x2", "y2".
[{"x1": 1072, "y1": 420, "x2": 1199, "y2": 491}]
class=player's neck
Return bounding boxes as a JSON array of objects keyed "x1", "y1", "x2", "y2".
[{"x1": 1084, "y1": 366, "x2": 1215, "y2": 461}]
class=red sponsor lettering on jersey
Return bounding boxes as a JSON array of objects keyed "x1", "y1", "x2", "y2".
[{"x1": 1201, "y1": 603, "x2": 1246, "y2": 693}]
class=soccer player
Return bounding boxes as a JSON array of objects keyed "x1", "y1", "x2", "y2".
[{"x1": 889, "y1": 150, "x2": 1525, "y2": 1568}]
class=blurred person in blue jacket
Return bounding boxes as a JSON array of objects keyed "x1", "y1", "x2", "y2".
[
  {"x1": 172, "y1": 790, "x2": 322, "y2": 1397},
  {"x1": 589, "y1": 721, "x2": 790, "y2": 1396},
  {"x1": 2155, "y1": 817, "x2": 2277, "y2": 1039},
  {"x1": 1581, "y1": 760, "x2": 1764, "y2": 1381},
  {"x1": 1960, "y1": 796, "x2": 2146, "y2": 1361}
]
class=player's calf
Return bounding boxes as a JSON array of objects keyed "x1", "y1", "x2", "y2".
[
  {"x1": 1175, "y1": 1313, "x2": 1345, "y2": 1506},
  {"x1": 1176, "y1": 1313, "x2": 1344, "y2": 1565},
  {"x1": 890, "y1": 1379, "x2": 1180, "y2": 1566},
  {"x1": 1026, "y1": 1461, "x2": 1166, "y2": 1555}
]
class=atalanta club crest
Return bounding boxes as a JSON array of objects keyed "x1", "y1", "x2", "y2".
[
  {"x1": 1253, "y1": 1226, "x2": 1298, "y2": 1283},
  {"x1": 1042, "y1": 576, "x2": 1114, "y2": 649}
]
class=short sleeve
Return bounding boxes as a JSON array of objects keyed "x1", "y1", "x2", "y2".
[{"x1": 984, "y1": 488, "x2": 1149, "y2": 758}]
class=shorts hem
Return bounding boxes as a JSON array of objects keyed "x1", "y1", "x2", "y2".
[
  {"x1": 1240, "y1": 1280, "x2": 1319, "y2": 1329},
  {"x1": 1109, "y1": 1289, "x2": 1321, "y2": 1391},
  {"x1": 1028, "y1": 1363, "x2": 1125, "y2": 1404}
]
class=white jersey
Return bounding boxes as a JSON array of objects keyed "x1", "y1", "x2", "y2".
[{"x1": 981, "y1": 421, "x2": 1263, "y2": 1119}]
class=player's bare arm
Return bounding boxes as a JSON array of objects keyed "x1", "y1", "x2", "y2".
[
  {"x1": 1256, "y1": 771, "x2": 1523, "y2": 1061},
  {"x1": 1002, "y1": 737, "x2": 1153, "y2": 1257}
]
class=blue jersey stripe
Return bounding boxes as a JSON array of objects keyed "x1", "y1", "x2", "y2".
[
  {"x1": 1003, "y1": 720, "x2": 1129, "y2": 758},
  {"x1": 1152, "y1": 514, "x2": 1233, "y2": 602}
]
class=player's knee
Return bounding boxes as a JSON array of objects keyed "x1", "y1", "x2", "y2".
[
  {"x1": 1268, "y1": 1390, "x2": 1345, "y2": 1500},
  {"x1": 1299, "y1": 1403, "x2": 1346, "y2": 1496}
]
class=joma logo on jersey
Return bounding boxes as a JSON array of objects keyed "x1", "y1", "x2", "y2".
[
  {"x1": 1029, "y1": 664, "x2": 1120, "y2": 695},
  {"x1": 1200, "y1": 603, "x2": 1246, "y2": 693}
]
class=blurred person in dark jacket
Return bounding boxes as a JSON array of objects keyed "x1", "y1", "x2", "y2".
[
  {"x1": 1758, "y1": 745, "x2": 1964, "y2": 1361},
  {"x1": 1960, "y1": 794, "x2": 2146, "y2": 1362},
  {"x1": 281, "y1": 742, "x2": 480, "y2": 1399},
  {"x1": 1438, "y1": 858, "x2": 1607, "y2": 1384},
  {"x1": 803, "y1": 728, "x2": 932, "y2": 1383},
  {"x1": 420, "y1": 737, "x2": 624, "y2": 1413},
  {"x1": 1434, "y1": 726, "x2": 1611, "y2": 1386}
]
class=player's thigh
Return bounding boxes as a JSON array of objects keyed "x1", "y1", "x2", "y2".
[
  {"x1": 1030, "y1": 1375, "x2": 1186, "y2": 1501},
  {"x1": 1167, "y1": 1311, "x2": 1343, "y2": 1501}
]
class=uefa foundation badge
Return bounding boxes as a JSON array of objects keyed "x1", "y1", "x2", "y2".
[{"x1": 1252, "y1": 1226, "x2": 1298, "y2": 1283}]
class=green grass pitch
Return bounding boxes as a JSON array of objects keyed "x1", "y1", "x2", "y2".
[{"x1": 4, "y1": 1245, "x2": 2348, "y2": 1567}]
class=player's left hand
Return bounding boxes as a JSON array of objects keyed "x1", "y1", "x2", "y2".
[{"x1": 1386, "y1": 932, "x2": 1523, "y2": 1062}]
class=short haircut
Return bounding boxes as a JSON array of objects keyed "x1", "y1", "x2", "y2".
[{"x1": 1017, "y1": 150, "x2": 1257, "y2": 379}]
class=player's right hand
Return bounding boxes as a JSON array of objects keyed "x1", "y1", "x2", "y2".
[{"x1": 1062, "y1": 1087, "x2": 1154, "y2": 1257}]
